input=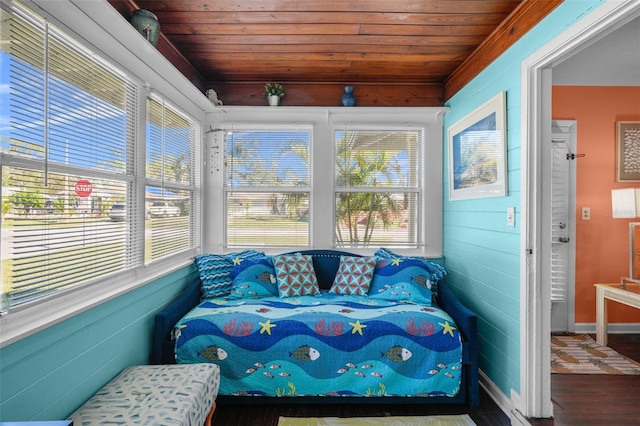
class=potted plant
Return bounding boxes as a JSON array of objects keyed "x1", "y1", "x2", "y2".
[{"x1": 263, "y1": 82, "x2": 284, "y2": 106}]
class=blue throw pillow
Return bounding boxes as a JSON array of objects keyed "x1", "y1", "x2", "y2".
[
  {"x1": 228, "y1": 256, "x2": 278, "y2": 299},
  {"x1": 374, "y1": 248, "x2": 448, "y2": 301},
  {"x1": 369, "y1": 257, "x2": 436, "y2": 305},
  {"x1": 195, "y1": 249, "x2": 264, "y2": 298},
  {"x1": 374, "y1": 248, "x2": 448, "y2": 281}
]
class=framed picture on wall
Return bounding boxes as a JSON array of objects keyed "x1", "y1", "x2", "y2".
[
  {"x1": 617, "y1": 121, "x2": 640, "y2": 181},
  {"x1": 448, "y1": 91, "x2": 507, "y2": 200}
]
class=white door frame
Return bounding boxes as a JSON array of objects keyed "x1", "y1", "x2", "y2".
[{"x1": 519, "y1": 0, "x2": 640, "y2": 418}]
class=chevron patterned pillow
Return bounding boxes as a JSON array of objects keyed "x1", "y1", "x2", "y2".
[{"x1": 195, "y1": 250, "x2": 264, "y2": 298}]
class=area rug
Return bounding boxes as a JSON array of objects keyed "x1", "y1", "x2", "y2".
[
  {"x1": 277, "y1": 414, "x2": 476, "y2": 426},
  {"x1": 551, "y1": 334, "x2": 640, "y2": 374}
]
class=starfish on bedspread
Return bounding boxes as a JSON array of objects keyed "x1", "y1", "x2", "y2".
[
  {"x1": 259, "y1": 319, "x2": 276, "y2": 335},
  {"x1": 349, "y1": 320, "x2": 367, "y2": 335},
  {"x1": 439, "y1": 320, "x2": 456, "y2": 337}
]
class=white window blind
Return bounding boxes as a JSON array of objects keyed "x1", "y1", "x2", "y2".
[
  {"x1": 224, "y1": 129, "x2": 311, "y2": 247},
  {"x1": 145, "y1": 97, "x2": 197, "y2": 262},
  {"x1": 334, "y1": 129, "x2": 422, "y2": 248},
  {"x1": 1, "y1": 2, "x2": 138, "y2": 309}
]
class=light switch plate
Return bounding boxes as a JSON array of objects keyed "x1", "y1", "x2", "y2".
[
  {"x1": 507, "y1": 207, "x2": 515, "y2": 227},
  {"x1": 582, "y1": 207, "x2": 591, "y2": 221}
]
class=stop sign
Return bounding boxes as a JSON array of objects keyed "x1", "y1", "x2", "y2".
[{"x1": 74, "y1": 179, "x2": 93, "y2": 197}]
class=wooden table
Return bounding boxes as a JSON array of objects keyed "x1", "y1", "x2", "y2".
[{"x1": 594, "y1": 282, "x2": 640, "y2": 345}]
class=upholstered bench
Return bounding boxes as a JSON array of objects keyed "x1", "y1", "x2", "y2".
[{"x1": 70, "y1": 364, "x2": 220, "y2": 426}]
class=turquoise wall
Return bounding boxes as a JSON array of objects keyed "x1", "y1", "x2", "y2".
[
  {"x1": 0, "y1": 1, "x2": 615, "y2": 421},
  {"x1": 0, "y1": 265, "x2": 197, "y2": 422},
  {"x1": 443, "y1": 0, "x2": 603, "y2": 397}
]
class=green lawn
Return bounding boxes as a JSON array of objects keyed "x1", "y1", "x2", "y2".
[
  {"x1": 3, "y1": 241, "x2": 126, "y2": 303},
  {"x1": 1, "y1": 215, "x2": 190, "y2": 300},
  {"x1": 1, "y1": 213, "x2": 404, "y2": 303}
]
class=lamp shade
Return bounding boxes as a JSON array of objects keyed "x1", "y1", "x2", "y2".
[{"x1": 611, "y1": 188, "x2": 640, "y2": 218}]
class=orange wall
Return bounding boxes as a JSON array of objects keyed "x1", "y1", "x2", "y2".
[{"x1": 553, "y1": 86, "x2": 640, "y2": 324}]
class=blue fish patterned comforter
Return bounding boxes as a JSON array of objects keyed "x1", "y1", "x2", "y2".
[{"x1": 174, "y1": 292, "x2": 462, "y2": 398}]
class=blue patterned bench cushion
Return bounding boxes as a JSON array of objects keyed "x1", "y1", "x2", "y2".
[{"x1": 71, "y1": 364, "x2": 220, "y2": 426}]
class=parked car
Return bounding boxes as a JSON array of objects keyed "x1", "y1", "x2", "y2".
[
  {"x1": 108, "y1": 204, "x2": 126, "y2": 221},
  {"x1": 44, "y1": 200, "x2": 55, "y2": 214},
  {"x1": 149, "y1": 201, "x2": 180, "y2": 217},
  {"x1": 108, "y1": 204, "x2": 152, "y2": 221}
]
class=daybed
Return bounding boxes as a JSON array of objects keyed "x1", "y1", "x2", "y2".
[{"x1": 152, "y1": 249, "x2": 479, "y2": 406}]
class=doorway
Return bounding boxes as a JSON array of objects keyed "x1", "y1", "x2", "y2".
[{"x1": 520, "y1": 1, "x2": 640, "y2": 419}]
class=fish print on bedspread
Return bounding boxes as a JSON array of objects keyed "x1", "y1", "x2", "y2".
[{"x1": 174, "y1": 292, "x2": 462, "y2": 398}]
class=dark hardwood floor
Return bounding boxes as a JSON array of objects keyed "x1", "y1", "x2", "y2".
[
  {"x1": 211, "y1": 388, "x2": 510, "y2": 426},
  {"x1": 530, "y1": 334, "x2": 640, "y2": 426},
  {"x1": 211, "y1": 334, "x2": 639, "y2": 426}
]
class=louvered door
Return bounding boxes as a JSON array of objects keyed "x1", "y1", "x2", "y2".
[{"x1": 550, "y1": 121, "x2": 577, "y2": 332}]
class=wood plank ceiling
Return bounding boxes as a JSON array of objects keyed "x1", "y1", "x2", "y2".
[{"x1": 110, "y1": 0, "x2": 562, "y2": 106}]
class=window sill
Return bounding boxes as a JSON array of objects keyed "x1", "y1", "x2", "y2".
[{"x1": 0, "y1": 251, "x2": 196, "y2": 348}]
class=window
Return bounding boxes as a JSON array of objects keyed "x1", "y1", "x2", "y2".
[
  {"x1": 216, "y1": 109, "x2": 440, "y2": 253},
  {"x1": 145, "y1": 98, "x2": 198, "y2": 262},
  {"x1": 0, "y1": 2, "x2": 198, "y2": 314},
  {"x1": 224, "y1": 128, "x2": 311, "y2": 247},
  {"x1": 335, "y1": 129, "x2": 422, "y2": 248}
]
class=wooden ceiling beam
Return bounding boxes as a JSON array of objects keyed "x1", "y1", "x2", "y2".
[
  {"x1": 445, "y1": 0, "x2": 563, "y2": 100},
  {"x1": 213, "y1": 82, "x2": 445, "y2": 107}
]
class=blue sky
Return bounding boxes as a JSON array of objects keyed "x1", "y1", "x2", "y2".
[
  {"x1": 2, "y1": 52, "x2": 187, "y2": 173},
  {"x1": 226, "y1": 130, "x2": 310, "y2": 186}
]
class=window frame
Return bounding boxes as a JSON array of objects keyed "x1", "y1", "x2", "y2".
[
  {"x1": 221, "y1": 124, "x2": 313, "y2": 248},
  {"x1": 0, "y1": 0, "x2": 206, "y2": 347},
  {"x1": 333, "y1": 126, "x2": 424, "y2": 249},
  {"x1": 206, "y1": 107, "x2": 445, "y2": 257},
  {"x1": 144, "y1": 95, "x2": 199, "y2": 264}
]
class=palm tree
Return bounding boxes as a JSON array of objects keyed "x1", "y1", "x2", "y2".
[
  {"x1": 277, "y1": 141, "x2": 309, "y2": 219},
  {"x1": 334, "y1": 132, "x2": 403, "y2": 246}
]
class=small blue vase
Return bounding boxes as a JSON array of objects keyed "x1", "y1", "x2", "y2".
[{"x1": 341, "y1": 86, "x2": 356, "y2": 107}]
